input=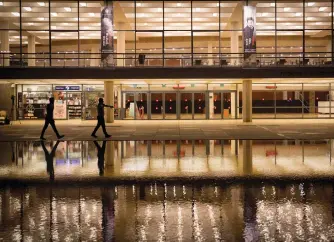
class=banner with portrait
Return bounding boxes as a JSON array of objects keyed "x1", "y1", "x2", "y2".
[
  {"x1": 243, "y1": 6, "x2": 256, "y2": 54},
  {"x1": 101, "y1": 4, "x2": 114, "y2": 65}
]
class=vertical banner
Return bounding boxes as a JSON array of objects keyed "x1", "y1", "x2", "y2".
[
  {"x1": 243, "y1": 6, "x2": 256, "y2": 54},
  {"x1": 101, "y1": 3, "x2": 114, "y2": 65}
]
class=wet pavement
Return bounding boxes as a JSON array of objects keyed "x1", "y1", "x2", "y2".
[
  {"x1": 1, "y1": 140, "x2": 334, "y2": 183},
  {"x1": 1, "y1": 120, "x2": 334, "y2": 141},
  {"x1": 1, "y1": 182, "x2": 334, "y2": 241}
]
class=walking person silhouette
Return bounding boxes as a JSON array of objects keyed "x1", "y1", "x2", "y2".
[
  {"x1": 91, "y1": 98, "x2": 113, "y2": 138},
  {"x1": 94, "y1": 141, "x2": 106, "y2": 176},
  {"x1": 40, "y1": 97, "x2": 65, "y2": 140},
  {"x1": 41, "y1": 140, "x2": 60, "y2": 181}
]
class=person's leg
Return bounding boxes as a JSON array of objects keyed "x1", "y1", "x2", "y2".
[
  {"x1": 49, "y1": 120, "x2": 61, "y2": 138},
  {"x1": 91, "y1": 118, "x2": 101, "y2": 136},
  {"x1": 40, "y1": 119, "x2": 49, "y2": 139},
  {"x1": 101, "y1": 117, "x2": 109, "y2": 136}
]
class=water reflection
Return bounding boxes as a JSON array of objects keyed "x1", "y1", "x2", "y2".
[
  {"x1": 0, "y1": 183, "x2": 334, "y2": 241},
  {"x1": 0, "y1": 140, "x2": 334, "y2": 179}
]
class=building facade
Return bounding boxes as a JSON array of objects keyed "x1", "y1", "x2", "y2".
[{"x1": 1, "y1": 0, "x2": 334, "y2": 121}]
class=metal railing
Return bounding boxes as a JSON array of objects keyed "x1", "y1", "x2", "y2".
[{"x1": 1, "y1": 51, "x2": 333, "y2": 68}]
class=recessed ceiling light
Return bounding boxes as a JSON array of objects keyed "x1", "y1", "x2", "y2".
[
  {"x1": 73, "y1": 17, "x2": 78, "y2": 21},
  {"x1": 89, "y1": 12, "x2": 95, "y2": 16},
  {"x1": 28, "y1": 22, "x2": 34, "y2": 25},
  {"x1": 79, "y1": 2, "x2": 87, "y2": 7},
  {"x1": 261, "y1": 12, "x2": 268, "y2": 17},
  {"x1": 136, "y1": 2, "x2": 141, "y2": 7},
  {"x1": 158, "y1": 8, "x2": 162, "y2": 12},
  {"x1": 319, "y1": 7, "x2": 327, "y2": 11},
  {"x1": 51, "y1": 12, "x2": 57, "y2": 16},
  {"x1": 284, "y1": 7, "x2": 290, "y2": 12},
  {"x1": 64, "y1": 7, "x2": 71, "y2": 12},
  {"x1": 195, "y1": 8, "x2": 200, "y2": 11},
  {"x1": 295, "y1": 12, "x2": 302, "y2": 16},
  {"x1": 308, "y1": 2, "x2": 315, "y2": 6},
  {"x1": 213, "y1": 13, "x2": 218, "y2": 17},
  {"x1": 270, "y1": 3, "x2": 275, "y2": 7},
  {"x1": 306, "y1": 17, "x2": 314, "y2": 20},
  {"x1": 177, "y1": 3, "x2": 181, "y2": 7},
  {"x1": 144, "y1": 23, "x2": 147, "y2": 26},
  {"x1": 38, "y1": 17, "x2": 45, "y2": 20},
  {"x1": 51, "y1": 26, "x2": 56, "y2": 29},
  {"x1": 38, "y1": 2, "x2": 45, "y2": 6},
  {"x1": 23, "y1": 7, "x2": 32, "y2": 11},
  {"x1": 64, "y1": 22, "x2": 68, "y2": 25},
  {"x1": 11, "y1": 12, "x2": 20, "y2": 16},
  {"x1": 0, "y1": 2, "x2": 3, "y2": 6},
  {"x1": 316, "y1": 22, "x2": 322, "y2": 25},
  {"x1": 329, "y1": 12, "x2": 333, "y2": 16},
  {"x1": 216, "y1": 3, "x2": 220, "y2": 7},
  {"x1": 51, "y1": 36, "x2": 55, "y2": 39}
]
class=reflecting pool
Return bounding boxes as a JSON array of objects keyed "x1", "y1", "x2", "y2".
[
  {"x1": 0, "y1": 183, "x2": 334, "y2": 241},
  {"x1": 0, "y1": 140, "x2": 334, "y2": 180}
]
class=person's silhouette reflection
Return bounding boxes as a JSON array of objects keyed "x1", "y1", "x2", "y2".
[
  {"x1": 94, "y1": 141, "x2": 106, "y2": 176},
  {"x1": 41, "y1": 140, "x2": 60, "y2": 181}
]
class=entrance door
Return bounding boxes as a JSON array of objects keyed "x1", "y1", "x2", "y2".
[
  {"x1": 180, "y1": 93, "x2": 192, "y2": 119},
  {"x1": 151, "y1": 93, "x2": 163, "y2": 119},
  {"x1": 124, "y1": 93, "x2": 135, "y2": 119},
  {"x1": 164, "y1": 93, "x2": 177, "y2": 119},
  {"x1": 210, "y1": 91, "x2": 237, "y2": 119},
  {"x1": 194, "y1": 92, "x2": 206, "y2": 119},
  {"x1": 135, "y1": 93, "x2": 148, "y2": 120}
]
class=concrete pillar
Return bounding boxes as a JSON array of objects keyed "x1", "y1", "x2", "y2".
[
  {"x1": 116, "y1": 23, "x2": 126, "y2": 67},
  {"x1": 90, "y1": 45, "x2": 99, "y2": 67},
  {"x1": 0, "y1": 21, "x2": 10, "y2": 66},
  {"x1": 237, "y1": 84, "x2": 241, "y2": 118},
  {"x1": 207, "y1": 41, "x2": 213, "y2": 66},
  {"x1": 210, "y1": 140, "x2": 214, "y2": 155},
  {"x1": 242, "y1": 140, "x2": 252, "y2": 175},
  {"x1": 104, "y1": 81, "x2": 114, "y2": 123},
  {"x1": 309, "y1": 91, "x2": 315, "y2": 113},
  {"x1": 231, "y1": 92, "x2": 236, "y2": 118},
  {"x1": 230, "y1": 21, "x2": 239, "y2": 66},
  {"x1": 283, "y1": 91, "x2": 288, "y2": 100},
  {"x1": 242, "y1": 80, "x2": 252, "y2": 122},
  {"x1": 28, "y1": 35, "x2": 36, "y2": 66},
  {"x1": 231, "y1": 140, "x2": 239, "y2": 155}
]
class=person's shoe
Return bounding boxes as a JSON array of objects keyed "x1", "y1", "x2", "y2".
[
  {"x1": 91, "y1": 134, "x2": 98, "y2": 138},
  {"x1": 57, "y1": 135, "x2": 65, "y2": 139},
  {"x1": 40, "y1": 137, "x2": 46, "y2": 140},
  {"x1": 105, "y1": 134, "x2": 111, "y2": 138}
]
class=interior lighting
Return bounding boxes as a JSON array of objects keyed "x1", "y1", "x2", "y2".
[
  {"x1": 308, "y1": 2, "x2": 315, "y2": 6},
  {"x1": 270, "y1": 3, "x2": 275, "y2": 7},
  {"x1": 319, "y1": 7, "x2": 327, "y2": 11},
  {"x1": 158, "y1": 8, "x2": 162, "y2": 12},
  {"x1": 38, "y1": 2, "x2": 45, "y2": 6},
  {"x1": 195, "y1": 8, "x2": 200, "y2": 12},
  {"x1": 213, "y1": 13, "x2": 218, "y2": 17},
  {"x1": 80, "y1": 2, "x2": 87, "y2": 7},
  {"x1": 295, "y1": 12, "x2": 302, "y2": 16},
  {"x1": 11, "y1": 12, "x2": 19, "y2": 16},
  {"x1": 136, "y1": 2, "x2": 141, "y2": 7},
  {"x1": 144, "y1": 23, "x2": 147, "y2": 25},
  {"x1": 89, "y1": 12, "x2": 95, "y2": 16},
  {"x1": 51, "y1": 12, "x2": 57, "y2": 16},
  {"x1": 64, "y1": 7, "x2": 71, "y2": 12},
  {"x1": 177, "y1": 3, "x2": 181, "y2": 7},
  {"x1": 261, "y1": 12, "x2": 268, "y2": 17},
  {"x1": 38, "y1": 17, "x2": 45, "y2": 20},
  {"x1": 0, "y1": 2, "x2": 3, "y2": 6},
  {"x1": 23, "y1": 7, "x2": 32, "y2": 11},
  {"x1": 284, "y1": 7, "x2": 290, "y2": 12},
  {"x1": 216, "y1": 3, "x2": 220, "y2": 7},
  {"x1": 28, "y1": 22, "x2": 34, "y2": 25}
]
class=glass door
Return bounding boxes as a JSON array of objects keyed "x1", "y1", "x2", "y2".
[
  {"x1": 151, "y1": 93, "x2": 163, "y2": 119},
  {"x1": 164, "y1": 93, "x2": 177, "y2": 119},
  {"x1": 135, "y1": 93, "x2": 148, "y2": 120},
  {"x1": 211, "y1": 92, "x2": 222, "y2": 119},
  {"x1": 194, "y1": 92, "x2": 206, "y2": 119},
  {"x1": 124, "y1": 93, "x2": 135, "y2": 120},
  {"x1": 180, "y1": 93, "x2": 192, "y2": 119}
]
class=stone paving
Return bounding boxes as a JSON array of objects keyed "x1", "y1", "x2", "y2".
[{"x1": 0, "y1": 119, "x2": 334, "y2": 141}]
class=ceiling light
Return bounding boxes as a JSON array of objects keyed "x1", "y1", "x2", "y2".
[
  {"x1": 329, "y1": 12, "x2": 333, "y2": 16},
  {"x1": 316, "y1": 22, "x2": 322, "y2": 25},
  {"x1": 80, "y1": 2, "x2": 87, "y2": 7},
  {"x1": 158, "y1": 8, "x2": 162, "y2": 12},
  {"x1": 284, "y1": 7, "x2": 290, "y2": 12},
  {"x1": 51, "y1": 36, "x2": 55, "y2": 39},
  {"x1": 136, "y1": 2, "x2": 141, "y2": 7},
  {"x1": 64, "y1": 22, "x2": 68, "y2": 25},
  {"x1": 270, "y1": 3, "x2": 275, "y2": 7},
  {"x1": 216, "y1": 3, "x2": 220, "y2": 7},
  {"x1": 11, "y1": 12, "x2": 19, "y2": 16},
  {"x1": 295, "y1": 12, "x2": 302, "y2": 16},
  {"x1": 24, "y1": 7, "x2": 32, "y2": 11},
  {"x1": 261, "y1": 12, "x2": 268, "y2": 17},
  {"x1": 64, "y1": 7, "x2": 71, "y2": 12},
  {"x1": 306, "y1": 17, "x2": 314, "y2": 20},
  {"x1": 38, "y1": 17, "x2": 45, "y2": 20},
  {"x1": 38, "y1": 2, "x2": 45, "y2": 6},
  {"x1": 0, "y1": 2, "x2": 3, "y2": 6},
  {"x1": 195, "y1": 8, "x2": 200, "y2": 12},
  {"x1": 144, "y1": 23, "x2": 147, "y2": 26},
  {"x1": 177, "y1": 3, "x2": 181, "y2": 7},
  {"x1": 308, "y1": 2, "x2": 315, "y2": 6},
  {"x1": 213, "y1": 13, "x2": 218, "y2": 17},
  {"x1": 319, "y1": 7, "x2": 327, "y2": 11},
  {"x1": 51, "y1": 12, "x2": 57, "y2": 16},
  {"x1": 28, "y1": 22, "x2": 34, "y2": 25},
  {"x1": 51, "y1": 26, "x2": 56, "y2": 29},
  {"x1": 89, "y1": 12, "x2": 95, "y2": 16}
]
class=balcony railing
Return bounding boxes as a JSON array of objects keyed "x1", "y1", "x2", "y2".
[{"x1": 1, "y1": 51, "x2": 333, "y2": 68}]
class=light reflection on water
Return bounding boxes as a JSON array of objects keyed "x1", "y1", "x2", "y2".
[
  {"x1": 0, "y1": 183, "x2": 334, "y2": 241},
  {"x1": 0, "y1": 140, "x2": 334, "y2": 179}
]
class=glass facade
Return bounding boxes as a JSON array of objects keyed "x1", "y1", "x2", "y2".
[{"x1": 0, "y1": 0, "x2": 333, "y2": 67}]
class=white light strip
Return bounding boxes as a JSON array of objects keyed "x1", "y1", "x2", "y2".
[
  {"x1": 0, "y1": 2, "x2": 3, "y2": 6},
  {"x1": 64, "y1": 7, "x2": 71, "y2": 12},
  {"x1": 23, "y1": 7, "x2": 32, "y2": 11},
  {"x1": 38, "y1": 2, "x2": 45, "y2": 6},
  {"x1": 51, "y1": 12, "x2": 57, "y2": 16},
  {"x1": 79, "y1": 2, "x2": 87, "y2": 7},
  {"x1": 11, "y1": 12, "x2": 20, "y2": 16}
]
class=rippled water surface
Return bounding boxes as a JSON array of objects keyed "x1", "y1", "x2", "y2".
[{"x1": 1, "y1": 183, "x2": 334, "y2": 241}]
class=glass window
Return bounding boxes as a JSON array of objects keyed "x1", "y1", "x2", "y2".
[
  {"x1": 305, "y1": 0, "x2": 331, "y2": 30},
  {"x1": 192, "y1": 1, "x2": 219, "y2": 31},
  {"x1": 164, "y1": 1, "x2": 191, "y2": 31},
  {"x1": 135, "y1": 1, "x2": 163, "y2": 31},
  {"x1": 23, "y1": 85, "x2": 52, "y2": 92}
]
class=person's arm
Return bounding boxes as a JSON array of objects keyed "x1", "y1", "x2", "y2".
[{"x1": 103, "y1": 104, "x2": 114, "y2": 108}]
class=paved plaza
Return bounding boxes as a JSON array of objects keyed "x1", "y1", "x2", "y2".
[{"x1": 0, "y1": 119, "x2": 334, "y2": 141}]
